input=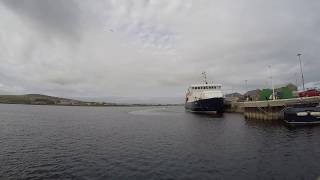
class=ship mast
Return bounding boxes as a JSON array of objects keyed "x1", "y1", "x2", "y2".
[{"x1": 202, "y1": 72, "x2": 208, "y2": 84}]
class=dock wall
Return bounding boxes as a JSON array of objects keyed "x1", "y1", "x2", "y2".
[{"x1": 225, "y1": 96, "x2": 320, "y2": 121}]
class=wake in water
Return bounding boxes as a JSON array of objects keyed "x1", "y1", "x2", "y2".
[{"x1": 129, "y1": 107, "x2": 182, "y2": 116}]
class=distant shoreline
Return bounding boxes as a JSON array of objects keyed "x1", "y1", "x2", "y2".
[
  {"x1": 0, "y1": 102, "x2": 183, "y2": 107},
  {"x1": 0, "y1": 94, "x2": 183, "y2": 107}
]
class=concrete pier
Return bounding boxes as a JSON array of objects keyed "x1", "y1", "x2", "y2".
[{"x1": 225, "y1": 96, "x2": 320, "y2": 121}]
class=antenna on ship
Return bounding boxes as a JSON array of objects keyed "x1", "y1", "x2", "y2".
[{"x1": 202, "y1": 72, "x2": 208, "y2": 84}]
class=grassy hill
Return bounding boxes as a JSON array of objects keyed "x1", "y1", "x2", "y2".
[
  {"x1": 0, "y1": 94, "x2": 182, "y2": 106},
  {"x1": 0, "y1": 94, "x2": 86, "y2": 105}
]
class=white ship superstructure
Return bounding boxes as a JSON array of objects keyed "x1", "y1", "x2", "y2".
[{"x1": 185, "y1": 73, "x2": 224, "y2": 114}]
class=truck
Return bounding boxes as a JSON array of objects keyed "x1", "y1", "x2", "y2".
[{"x1": 298, "y1": 89, "x2": 320, "y2": 97}]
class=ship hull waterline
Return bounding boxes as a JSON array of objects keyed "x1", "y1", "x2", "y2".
[{"x1": 185, "y1": 97, "x2": 224, "y2": 114}]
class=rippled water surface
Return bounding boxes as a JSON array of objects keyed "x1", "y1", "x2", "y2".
[{"x1": 0, "y1": 104, "x2": 320, "y2": 180}]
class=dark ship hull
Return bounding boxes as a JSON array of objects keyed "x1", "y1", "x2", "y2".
[{"x1": 185, "y1": 97, "x2": 224, "y2": 114}]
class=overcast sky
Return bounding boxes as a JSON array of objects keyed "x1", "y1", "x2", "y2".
[{"x1": 0, "y1": 0, "x2": 319, "y2": 98}]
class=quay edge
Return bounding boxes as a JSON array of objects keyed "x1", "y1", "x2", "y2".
[{"x1": 225, "y1": 96, "x2": 320, "y2": 121}]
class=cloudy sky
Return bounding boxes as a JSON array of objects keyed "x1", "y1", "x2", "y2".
[{"x1": 0, "y1": 0, "x2": 319, "y2": 99}]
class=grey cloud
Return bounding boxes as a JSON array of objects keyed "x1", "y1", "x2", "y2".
[
  {"x1": 0, "y1": 0, "x2": 320, "y2": 100},
  {"x1": 1, "y1": 0, "x2": 81, "y2": 39}
]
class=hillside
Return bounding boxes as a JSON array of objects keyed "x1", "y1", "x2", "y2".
[
  {"x1": 0, "y1": 94, "x2": 102, "y2": 106},
  {"x1": 0, "y1": 94, "x2": 179, "y2": 106}
]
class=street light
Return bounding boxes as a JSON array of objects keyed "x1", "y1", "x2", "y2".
[
  {"x1": 245, "y1": 80, "x2": 248, "y2": 101},
  {"x1": 268, "y1": 65, "x2": 275, "y2": 100},
  {"x1": 297, "y1": 53, "x2": 305, "y2": 91}
]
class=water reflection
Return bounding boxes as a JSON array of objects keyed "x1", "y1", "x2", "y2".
[
  {"x1": 244, "y1": 118, "x2": 283, "y2": 128},
  {"x1": 0, "y1": 104, "x2": 319, "y2": 180}
]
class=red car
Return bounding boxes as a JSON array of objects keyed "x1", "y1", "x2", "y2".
[{"x1": 298, "y1": 89, "x2": 320, "y2": 97}]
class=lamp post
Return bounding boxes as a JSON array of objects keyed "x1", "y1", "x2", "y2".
[
  {"x1": 268, "y1": 65, "x2": 275, "y2": 100},
  {"x1": 297, "y1": 53, "x2": 305, "y2": 91},
  {"x1": 245, "y1": 80, "x2": 248, "y2": 101},
  {"x1": 294, "y1": 72, "x2": 298, "y2": 88}
]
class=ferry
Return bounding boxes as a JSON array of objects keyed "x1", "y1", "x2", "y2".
[{"x1": 185, "y1": 72, "x2": 224, "y2": 114}]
